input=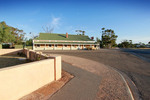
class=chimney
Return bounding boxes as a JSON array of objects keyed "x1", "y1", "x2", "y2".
[
  {"x1": 66, "y1": 32, "x2": 68, "y2": 38},
  {"x1": 91, "y1": 37, "x2": 94, "y2": 40}
]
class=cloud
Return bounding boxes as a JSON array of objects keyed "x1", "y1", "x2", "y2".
[
  {"x1": 50, "y1": 16, "x2": 61, "y2": 29},
  {"x1": 42, "y1": 15, "x2": 61, "y2": 33}
]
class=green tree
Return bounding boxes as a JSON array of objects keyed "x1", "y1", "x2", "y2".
[
  {"x1": 118, "y1": 40, "x2": 134, "y2": 48},
  {"x1": 26, "y1": 38, "x2": 33, "y2": 46},
  {"x1": 75, "y1": 30, "x2": 85, "y2": 35},
  {"x1": 82, "y1": 31, "x2": 85, "y2": 35},
  {"x1": 0, "y1": 21, "x2": 15, "y2": 43},
  {"x1": 0, "y1": 21, "x2": 25, "y2": 44},
  {"x1": 96, "y1": 37, "x2": 101, "y2": 43},
  {"x1": 101, "y1": 28, "x2": 118, "y2": 48},
  {"x1": 96, "y1": 37, "x2": 101, "y2": 48}
]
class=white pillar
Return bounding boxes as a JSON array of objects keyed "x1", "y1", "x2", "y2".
[
  {"x1": 83, "y1": 45, "x2": 84, "y2": 50},
  {"x1": 44, "y1": 44, "x2": 46, "y2": 50},
  {"x1": 32, "y1": 40, "x2": 34, "y2": 50}
]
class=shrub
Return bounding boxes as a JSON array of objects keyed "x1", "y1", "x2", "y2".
[
  {"x1": 36, "y1": 56, "x2": 41, "y2": 61},
  {"x1": 26, "y1": 46, "x2": 33, "y2": 49},
  {"x1": 2, "y1": 44, "x2": 10, "y2": 48},
  {"x1": 17, "y1": 52, "x2": 25, "y2": 57},
  {"x1": 15, "y1": 45, "x2": 23, "y2": 49}
]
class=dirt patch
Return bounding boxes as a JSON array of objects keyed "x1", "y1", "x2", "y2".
[
  {"x1": 20, "y1": 70, "x2": 73, "y2": 100},
  {"x1": 0, "y1": 55, "x2": 29, "y2": 69}
]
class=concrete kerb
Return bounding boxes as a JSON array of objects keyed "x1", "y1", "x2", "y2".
[
  {"x1": 102, "y1": 63, "x2": 141, "y2": 100},
  {"x1": 107, "y1": 66, "x2": 135, "y2": 100},
  {"x1": 117, "y1": 70, "x2": 141, "y2": 100},
  {"x1": 49, "y1": 54, "x2": 140, "y2": 100}
]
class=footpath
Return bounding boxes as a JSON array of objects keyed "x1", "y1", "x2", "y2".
[{"x1": 48, "y1": 54, "x2": 136, "y2": 100}]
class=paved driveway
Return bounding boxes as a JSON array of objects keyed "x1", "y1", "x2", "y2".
[
  {"x1": 41, "y1": 49, "x2": 149, "y2": 100},
  {"x1": 44, "y1": 53, "x2": 133, "y2": 100},
  {"x1": 49, "y1": 62, "x2": 101, "y2": 100}
]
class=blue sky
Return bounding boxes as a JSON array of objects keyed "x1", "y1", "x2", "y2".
[{"x1": 0, "y1": 0, "x2": 150, "y2": 44}]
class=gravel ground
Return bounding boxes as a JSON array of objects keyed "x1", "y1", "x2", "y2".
[{"x1": 41, "y1": 49, "x2": 150, "y2": 100}]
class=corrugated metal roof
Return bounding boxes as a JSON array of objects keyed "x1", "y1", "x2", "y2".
[{"x1": 35, "y1": 33, "x2": 94, "y2": 41}]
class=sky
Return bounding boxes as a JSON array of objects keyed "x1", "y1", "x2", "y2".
[{"x1": 0, "y1": 0, "x2": 150, "y2": 44}]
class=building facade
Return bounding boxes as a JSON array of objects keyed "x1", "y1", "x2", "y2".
[{"x1": 33, "y1": 33, "x2": 99, "y2": 50}]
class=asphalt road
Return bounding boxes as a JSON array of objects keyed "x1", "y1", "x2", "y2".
[
  {"x1": 121, "y1": 49, "x2": 150, "y2": 63},
  {"x1": 41, "y1": 49, "x2": 150, "y2": 100}
]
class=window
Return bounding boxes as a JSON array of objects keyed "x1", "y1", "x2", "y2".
[
  {"x1": 55, "y1": 45, "x2": 57, "y2": 47},
  {"x1": 65, "y1": 45, "x2": 67, "y2": 47},
  {"x1": 49, "y1": 44, "x2": 52, "y2": 47},
  {"x1": 37, "y1": 44, "x2": 40, "y2": 47}
]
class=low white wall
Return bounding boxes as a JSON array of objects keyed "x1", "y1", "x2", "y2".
[
  {"x1": 34, "y1": 47, "x2": 45, "y2": 50},
  {"x1": 45, "y1": 48, "x2": 54, "y2": 50},
  {"x1": 55, "y1": 48, "x2": 63, "y2": 50},
  {"x1": 0, "y1": 59, "x2": 54, "y2": 100},
  {"x1": 0, "y1": 49, "x2": 62, "y2": 100},
  {"x1": 0, "y1": 49, "x2": 22, "y2": 55},
  {"x1": 48, "y1": 56, "x2": 62, "y2": 80}
]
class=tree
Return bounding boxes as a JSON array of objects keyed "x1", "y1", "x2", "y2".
[
  {"x1": 96, "y1": 37, "x2": 100, "y2": 43},
  {"x1": 101, "y1": 28, "x2": 118, "y2": 48},
  {"x1": 26, "y1": 38, "x2": 33, "y2": 46},
  {"x1": 82, "y1": 31, "x2": 85, "y2": 35},
  {"x1": 42, "y1": 25, "x2": 54, "y2": 33},
  {"x1": 118, "y1": 40, "x2": 130, "y2": 48},
  {"x1": 29, "y1": 32, "x2": 38, "y2": 39},
  {"x1": 76, "y1": 30, "x2": 85, "y2": 35},
  {"x1": 118, "y1": 40, "x2": 135, "y2": 48},
  {"x1": 96, "y1": 37, "x2": 102, "y2": 48},
  {"x1": 0, "y1": 21, "x2": 15, "y2": 43},
  {"x1": 0, "y1": 21, "x2": 25, "y2": 44}
]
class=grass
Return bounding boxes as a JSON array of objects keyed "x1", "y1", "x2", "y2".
[
  {"x1": 14, "y1": 45, "x2": 33, "y2": 49},
  {"x1": 15, "y1": 45, "x2": 23, "y2": 49},
  {"x1": 26, "y1": 46, "x2": 33, "y2": 49}
]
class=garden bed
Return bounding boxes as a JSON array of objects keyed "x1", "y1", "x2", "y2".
[{"x1": 0, "y1": 55, "x2": 30, "y2": 69}]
